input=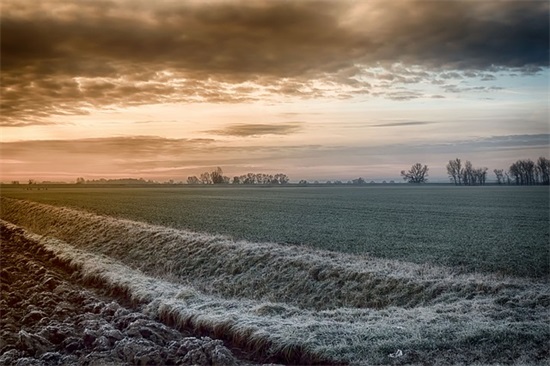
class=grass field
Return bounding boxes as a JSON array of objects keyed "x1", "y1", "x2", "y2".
[
  {"x1": 1, "y1": 194, "x2": 549, "y2": 365},
  {"x1": 1, "y1": 185, "x2": 548, "y2": 277}
]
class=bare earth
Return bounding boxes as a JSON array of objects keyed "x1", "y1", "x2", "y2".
[{"x1": 0, "y1": 226, "x2": 256, "y2": 366}]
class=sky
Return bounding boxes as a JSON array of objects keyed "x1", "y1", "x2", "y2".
[{"x1": 1, "y1": 0, "x2": 549, "y2": 183}]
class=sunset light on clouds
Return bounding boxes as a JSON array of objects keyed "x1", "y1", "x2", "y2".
[{"x1": 1, "y1": 0, "x2": 548, "y2": 182}]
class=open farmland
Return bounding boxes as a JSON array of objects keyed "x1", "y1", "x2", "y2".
[
  {"x1": 1, "y1": 185, "x2": 548, "y2": 278},
  {"x1": 1, "y1": 188, "x2": 549, "y2": 365},
  {"x1": 1, "y1": 191, "x2": 549, "y2": 365}
]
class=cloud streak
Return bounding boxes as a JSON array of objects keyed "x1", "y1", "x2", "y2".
[
  {"x1": 370, "y1": 122, "x2": 432, "y2": 128},
  {"x1": 204, "y1": 123, "x2": 303, "y2": 137},
  {"x1": 0, "y1": 136, "x2": 216, "y2": 160},
  {"x1": 2, "y1": 134, "x2": 548, "y2": 181}
]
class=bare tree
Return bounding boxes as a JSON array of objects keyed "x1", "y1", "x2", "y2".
[
  {"x1": 199, "y1": 172, "x2": 212, "y2": 184},
  {"x1": 256, "y1": 173, "x2": 273, "y2": 184},
  {"x1": 446, "y1": 158, "x2": 462, "y2": 185},
  {"x1": 509, "y1": 159, "x2": 536, "y2": 185},
  {"x1": 476, "y1": 167, "x2": 488, "y2": 185},
  {"x1": 523, "y1": 159, "x2": 536, "y2": 185},
  {"x1": 211, "y1": 167, "x2": 224, "y2": 184},
  {"x1": 459, "y1": 161, "x2": 489, "y2": 186},
  {"x1": 493, "y1": 169, "x2": 504, "y2": 185},
  {"x1": 187, "y1": 176, "x2": 200, "y2": 185},
  {"x1": 536, "y1": 156, "x2": 550, "y2": 185},
  {"x1": 509, "y1": 163, "x2": 520, "y2": 184},
  {"x1": 461, "y1": 161, "x2": 474, "y2": 185},
  {"x1": 504, "y1": 170, "x2": 511, "y2": 185},
  {"x1": 401, "y1": 163, "x2": 429, "y2": 183},
  {"x1": 274, "y1": 173, "x2": 289, "y2": 184},
  {"x1": 245, "y1": 173, "x2": 256, "y2": 184}
]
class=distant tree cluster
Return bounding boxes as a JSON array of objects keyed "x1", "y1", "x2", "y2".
[
  {"x1": 80, "y1": 178, "x2": 159, "y2": 185},
  {"x1": 187, "y1": 167, "x2": 289, "y2": 185},
  {"x1": 20, "y1": 179, "x2": 48, "y2": 190},
  {"x1": 295, "y1": 179, "x2": 395, "y2": 185},
  {"x1": 17, "y1": 158, "x2": 550, "y2": 187},
  {"x1": 186, "y1": 167, "x2": 229, "y2": 185},
  {"x1": 445, "y1": 156, "x2": 549, "y2": 185},
  {"x1": 446, "y1": 158, "x2": 488, "y2": 185},
  {"x1": 507, "y1": 157, "x2": 549, "y2": 185}
]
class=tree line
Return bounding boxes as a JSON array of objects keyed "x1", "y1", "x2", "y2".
[
  {"x1": 12, "y1": 157, "x2": 550, "y2": 186},
  {"x1": 187, "y1": 167, "x2": 290, "y2": 185},
  {"x1": 75, "y1": 178, "x2": 159, "y2": 185},
  {"x1": 504, "y1": 157, "x2": 549, "y2": 185},
  {"x1": 445, "y1": 159, "x2": 488, "y2": 185},
  {"x1": 447, "y1": 156, "x2": 549, "y2": 185},
  {"x1": 400, "y1": 156, "x2": 549, "y2": 185}
]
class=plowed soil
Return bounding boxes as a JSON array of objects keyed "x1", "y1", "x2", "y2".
[{"x1": 0, "y1": 226, "x2": 254, "y2": 366}]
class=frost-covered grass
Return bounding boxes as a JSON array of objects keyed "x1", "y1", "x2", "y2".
[
  {"x1": 2, "y1": 185, "x2": 548, "y2": 277},
  {"x1": 1, "y1": 197, "x2": 549, "y2": 364}
]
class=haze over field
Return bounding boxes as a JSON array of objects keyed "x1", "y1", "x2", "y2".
[{"x1": 1, "y1": 0, "x2": 549, "y2": 182}]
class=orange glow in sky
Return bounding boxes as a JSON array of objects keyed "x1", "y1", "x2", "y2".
[{"x1": 1, "y1": 0, "x2": 548, "y2": 182}]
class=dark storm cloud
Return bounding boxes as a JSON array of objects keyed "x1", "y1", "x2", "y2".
[
  {"x1": 204, "y1": 123, "x2": 303, "y2": 137},
  {"x1": 1, "y1": 0, "x2": 548, "y2": 124}
]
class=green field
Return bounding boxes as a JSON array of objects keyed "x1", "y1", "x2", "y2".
[
  {"x1": 2, "y1": 185, "x2": 548, "y2": 277},
  {"x1": 2, "y1": 188, "x2": 549, "y2": 364}
]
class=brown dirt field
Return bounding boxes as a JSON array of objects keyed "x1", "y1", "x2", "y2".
[{"x1": 0, "y1": 225, "x2": 263, "y2": 366}]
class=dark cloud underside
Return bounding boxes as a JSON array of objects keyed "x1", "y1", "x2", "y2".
[
  {"x1": 1, "y1": 0, "x2": 548, "y2": 125},
  {"x1": 370, "y1": 122, "x2": 432, "y2": 128},
  {"x1": 0, "y1": 136, "x2": 215, "y2": 158},
  {"x1": 3, "y1": 134, "x2": 546, "y2": 158},
  {"x1": 205, "y1": 123, "x2": 303, "y2": 137}
]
